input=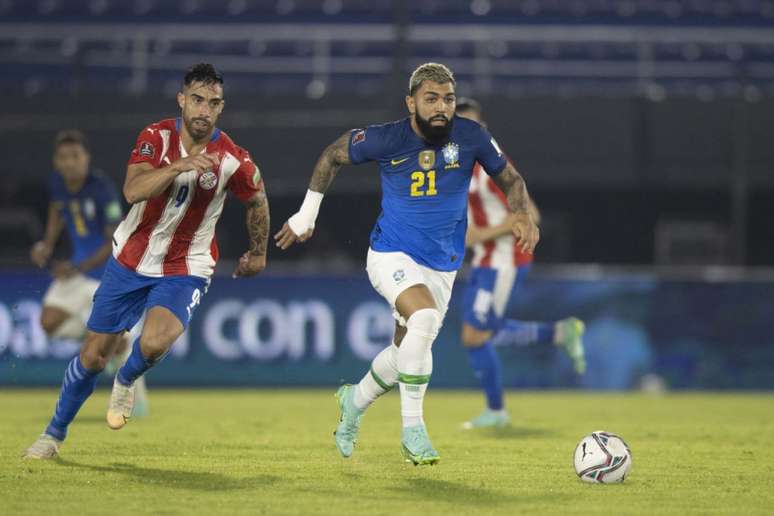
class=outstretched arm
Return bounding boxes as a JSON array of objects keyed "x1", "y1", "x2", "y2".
[
  {"x1": 491, "y1": 163, "x2": 540, "y2": 253},
  {"x1": 309, "y1": 131, "x2": 351, "y2": 193},
  {"x1": 233, "y1": 189, "x2": 270, "y2": 277},
  {"x1": 274, "y1": 131, "x2": 351, "y2": 250}
]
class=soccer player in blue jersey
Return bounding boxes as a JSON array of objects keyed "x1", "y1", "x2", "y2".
[
  {"x1": 31, "y1": 130, "x2": 122, "y2": 341},
  {"x1": 456, "y1": 99, "x2": 586, "y2": 429},
  {"x1": 275, "y1": 63, "x2": 540, "y2": 465},
  {"x1": 29, "y1": 130, "x2": 150, "y2": 412},
  {"x1": 30, "y1": 129, "x2": 148, "y2": 432}
]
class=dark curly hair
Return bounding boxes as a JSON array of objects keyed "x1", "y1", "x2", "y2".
[{"x1": 183, "y1": 63, "x2": 224, "y2": 88}]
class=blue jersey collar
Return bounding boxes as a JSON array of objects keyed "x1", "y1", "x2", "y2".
[{"x1": 176, "y1": 117, "x2": 221, "y2": 142}]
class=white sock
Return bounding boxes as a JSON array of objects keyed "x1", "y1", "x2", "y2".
[
  {"x1": 397, "y1": 309, "x2": 442, "y2": 428},
  {"x1": 353, "y1": 343, "x2": 399, "y2": 411}
]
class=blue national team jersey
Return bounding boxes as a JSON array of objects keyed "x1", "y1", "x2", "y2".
[
  {"x1": 348, "y1": 115, "x2": 507, "y2": 272},
  {"x1": 48, "y1": 170, "x2": 123, "y2": 279}
]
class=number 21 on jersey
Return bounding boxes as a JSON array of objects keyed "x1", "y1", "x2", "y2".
[{"x1": 410, "y1": 170, "x2": 437, "y2": 197}]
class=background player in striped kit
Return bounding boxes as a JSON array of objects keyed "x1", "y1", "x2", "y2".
[
  {"x1": 457, "y1": 98, "x2": 586, "y2": 429},
  {"x1": 23, "y1": 64, "x2": 270, "y2": 459},
  {"x1": 275, "y1": 63, "x2": 540, "y2": 464}
]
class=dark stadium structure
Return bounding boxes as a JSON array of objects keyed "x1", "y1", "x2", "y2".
[{"x1": 1, "y1": 0, "x2": 773, "y2": 267}]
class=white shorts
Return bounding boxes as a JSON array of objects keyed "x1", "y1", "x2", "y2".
[
  {"x1": 366, "y1": 248, "x2": 457, "y2": 327},
  {"x1": 43, "y1": 273, "x2": 99, "y2": 321}
]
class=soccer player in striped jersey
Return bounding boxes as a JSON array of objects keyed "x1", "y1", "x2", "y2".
[
  {"x1": 457, "y1": 98, "x2": 586, "y2": 429},
  {"x1": 275, "y1": 63, "x2": 540, "y2": 464},
  {"x1": 23, "y1": 64, "x2": 270, "y2": 459}
]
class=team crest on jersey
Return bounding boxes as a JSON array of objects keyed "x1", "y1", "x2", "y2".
[
  {"x1": 139, "y1": 141, "x2": 155, "y2": 158},
  {"x1": 442, "y1": 142, "x2": 460, "y2": 169},
  {"x1": 83, "y1": 198, "x2": 96, "y2": 219},
  {"x1": 419, "y1": 150, "x2": 435, "y2": 171},
  {"x1": 198, "y1": 170, "x2": 218, "y2": 190}
]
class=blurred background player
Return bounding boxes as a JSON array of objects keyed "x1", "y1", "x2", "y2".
[
  {"x1": 30, "y1": 129, "x2": 149, "y2": 415},
  {"x1": 275, "y1": 63, "x2": 540, "y2": 465},
  {"x1": 23, "y1": 63, "x2": 270, "y2": 459},
  {"x1": 456, "y1": 98, "x2": 586, "y2": 429}
]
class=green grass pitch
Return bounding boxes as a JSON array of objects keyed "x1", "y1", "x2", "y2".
[{"x1": 2, "y1": 389, "x2": 773, "y2": 515}]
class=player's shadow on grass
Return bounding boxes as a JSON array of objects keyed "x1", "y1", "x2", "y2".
[
  {"x1": 66, "y1": 416, "x2": 108, "y2": 424},
  {"x1": 390, "y1": 478, "x2": 569, "y2": 507},
  {"x1": 56, "y1": 458, "x2": 278, "y2": 491},
  {"x1": 476, "y1": 426, "x2": 557, "y2": 439}
]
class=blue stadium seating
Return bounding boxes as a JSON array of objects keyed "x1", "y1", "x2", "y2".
[{"x1": 1, "y1": 0, "x2": 774, "y2": 97}]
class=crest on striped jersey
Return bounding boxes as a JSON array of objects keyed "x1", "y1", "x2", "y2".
[{"x1": 198, "y1": 170, "x2": 218, "y2": 190}]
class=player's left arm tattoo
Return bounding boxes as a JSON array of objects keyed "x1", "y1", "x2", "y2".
[
  {"x1": 245, "y1": 189, "x2": 270, "y2": 256},
  {"x1": 492, "y1": 162, "x2": 530, "y2": 214},
  {"x1": 308, "y1": 131, "x2": 352, "y2": 193}
]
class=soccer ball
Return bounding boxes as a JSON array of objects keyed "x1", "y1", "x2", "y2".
[{"x1": 573, "y1": 431, "x2": 632, "y2": 483}]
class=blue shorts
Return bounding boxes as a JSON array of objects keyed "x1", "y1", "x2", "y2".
[
  {"x1": 87, "y1": 257, "x2": 209, "y2": 334},
  {"x1": 461, "y1": 265, "x2": 530, "y2": 331}
]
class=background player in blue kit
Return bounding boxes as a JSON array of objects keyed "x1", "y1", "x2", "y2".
[
  {"x1": 29, "y1": 130, "x2": 150, "y2": 415},
  {"x1": 31, "y1": 130, "x2": 122, "y2": 341},
  {"x1": 275, "y1": 62, "x2": 540, "y2": 465},
  {"x1": 456, "y1": 99, "x2": 586, "y2": 429}
]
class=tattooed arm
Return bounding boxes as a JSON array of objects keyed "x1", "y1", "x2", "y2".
[
  {"x1": 274, "y1": 131, "x2": 352, "y2": 249},
  {"x1": 309, "y1": 131, "x2": 351, "y2": 193},
  {"x1": 491, "y1": 162, "x2": 540, "y2": 254},
  {"x1": 233, "y1": 188, "x2": 269, "y2": 277}
]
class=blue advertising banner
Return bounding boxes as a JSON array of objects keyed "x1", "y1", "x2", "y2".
[{"x1": 1, "y1": 271, "x2": 773, "y2": 389}]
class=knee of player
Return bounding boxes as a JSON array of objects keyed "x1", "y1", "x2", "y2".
[
  {"x1": 139, "y1": 331, "x2": 177, "y2": 360},
  {"x1": 406, "y1": 308, "x2": 443, "y2": 339},
  {"x1": 79, "y1": 345, "x2": 109, "y2": 372}
]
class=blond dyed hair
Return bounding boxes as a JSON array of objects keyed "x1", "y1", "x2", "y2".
[{"x1": 408, "y1": 62, "x2": 455, "y2": 96}]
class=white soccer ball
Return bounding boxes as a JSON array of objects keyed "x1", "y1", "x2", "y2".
[{"x1": 573, "y1": 431, "x2": 632, "y2": 483}]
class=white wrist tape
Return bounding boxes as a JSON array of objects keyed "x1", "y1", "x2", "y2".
[{"x1": 287, "y1": 189, "x2": 324, "y2": 236}]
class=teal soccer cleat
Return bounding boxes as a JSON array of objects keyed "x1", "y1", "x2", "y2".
[
  {"x1": 555, "y1": 317, "x2": 586, "y2": 375},
  {"x1": 333, "y1": 384, "x2": 363, "y2": 458},
  {"x1": 462, "y1": 408, "x2": 510, "y2": 430},
  {"x1": 401, "y1": 425, "x2": 440, "y2": 465}
]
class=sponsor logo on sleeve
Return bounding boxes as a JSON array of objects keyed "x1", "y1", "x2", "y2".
[
  {"x1": 139, "y1": 141, "x2": 155, "y2": 158},
  {"x1": 351, "y1": 129, "x2": 366, "y2": 146}
]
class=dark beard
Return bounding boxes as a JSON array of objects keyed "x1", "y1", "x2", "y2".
[
  {"x1": 415, "y1": 112, "x2": 453, "y2": 145},
  {"x1": 185, "y1": 117, "x2": 212, "y2": 141}
]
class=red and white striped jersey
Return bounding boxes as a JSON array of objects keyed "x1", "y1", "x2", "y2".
[
  {"x1": 113, "y1": 118, "x2": 263, "y2": 279},
  {"x1": 468, "y1": 161, "x2": 533, "y2": 269}
]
